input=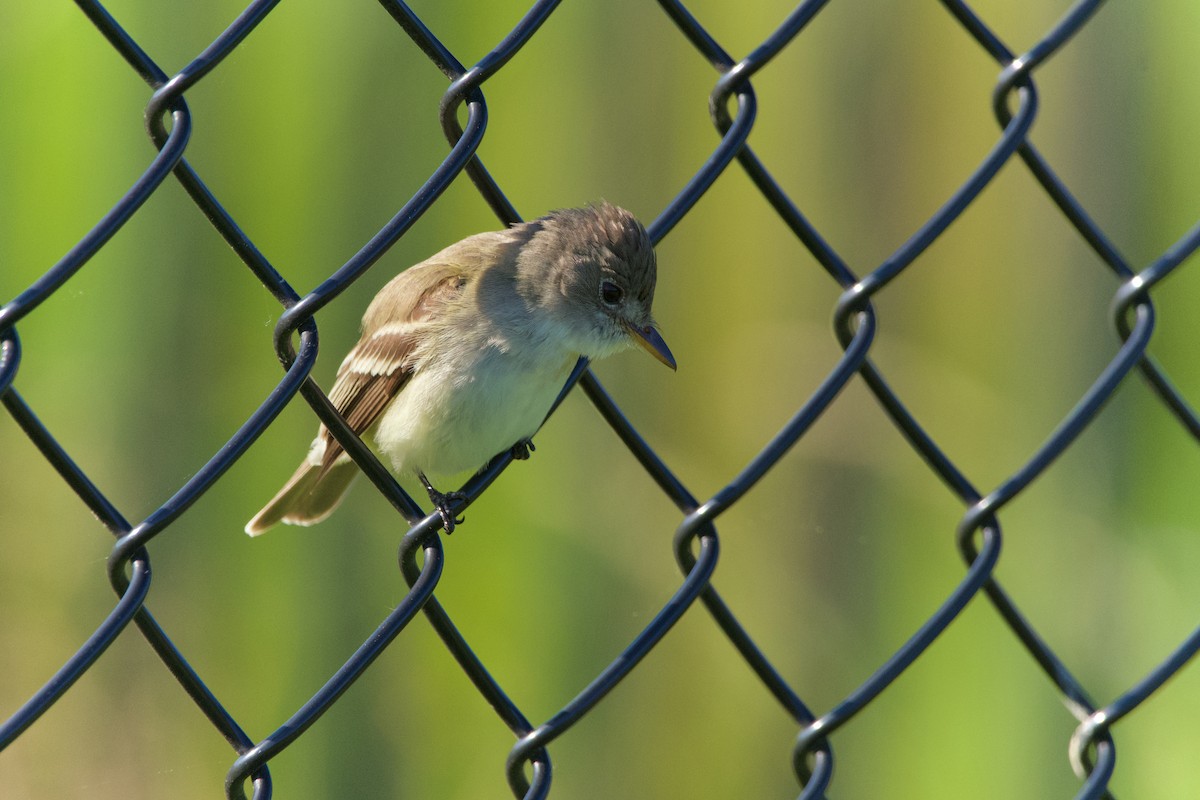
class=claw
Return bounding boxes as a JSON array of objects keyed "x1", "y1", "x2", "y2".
[
  {"x1": 418, "y1": 472, "x2": 466, "y2": 533},
  {"x1": 433, "y1": 492, "x2": 467, "y2": 533},
  {"x1": 510, "y1": 438, "x2": 536, "y2": 460}
]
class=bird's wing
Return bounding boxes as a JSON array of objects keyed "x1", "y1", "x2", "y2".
[{"x1": 315, "y1": 259, "x2": 470, "y2": 474}]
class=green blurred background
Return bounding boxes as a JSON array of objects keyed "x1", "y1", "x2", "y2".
[{"x1": 3, "y1": 1, "x2": 1200, "y2": 798}]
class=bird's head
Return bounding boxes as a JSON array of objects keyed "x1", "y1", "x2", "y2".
[{"x1": 517, "y1": 202, "x2": 676, "y2": 369}]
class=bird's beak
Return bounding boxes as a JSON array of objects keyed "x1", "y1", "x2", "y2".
[{"x1": 625, "y1": 322, "x2": 677, "y2": 370}]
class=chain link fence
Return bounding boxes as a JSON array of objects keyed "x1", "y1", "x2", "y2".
[{"x1": 3, "y1": 1, "x2": 1200, "y2": 798}]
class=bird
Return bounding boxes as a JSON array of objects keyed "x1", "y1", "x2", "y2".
[{"x1": 245, "y1": 202, "x2": 675, "y2": 536}]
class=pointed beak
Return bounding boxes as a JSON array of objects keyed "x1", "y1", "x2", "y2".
[{"x1": 625, "y1": 322, "x2": 677, "y2": 370}]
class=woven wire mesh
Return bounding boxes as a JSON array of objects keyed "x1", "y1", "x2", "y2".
[{"x1": 3, "y1": 0, "x2": 1200, "y2": 798}]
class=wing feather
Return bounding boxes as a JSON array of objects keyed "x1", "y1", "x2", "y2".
[{"x1": 316, "y1": 265, "x2": 470, "y2": 473}]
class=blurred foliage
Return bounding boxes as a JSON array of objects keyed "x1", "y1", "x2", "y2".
[{"x1": 2, "y1": 1, "x2": 1200, "y2": 798}]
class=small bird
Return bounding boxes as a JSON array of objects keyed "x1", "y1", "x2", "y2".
[{"x1": 246, "y1": 203, "x2": 675, "y2": 536}]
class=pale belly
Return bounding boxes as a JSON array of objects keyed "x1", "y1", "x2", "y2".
[{"x1": 373, "y1": 346, "x2": 576, "y2": 479}]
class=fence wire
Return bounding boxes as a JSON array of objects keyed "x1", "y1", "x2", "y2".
[{"x1": 2, "y1": 1, "x2": 1199, "y2": 798}]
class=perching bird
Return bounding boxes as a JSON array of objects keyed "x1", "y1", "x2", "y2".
[{"x1": 246, "y1": 203, "x2": 675, "y2": 536}]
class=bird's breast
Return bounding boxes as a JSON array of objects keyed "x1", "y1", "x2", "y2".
[{"x1": 373, "y1": 335, "x2": 576, "y2": 478}]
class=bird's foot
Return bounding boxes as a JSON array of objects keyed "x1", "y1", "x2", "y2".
[
  {"x1": 418, "y1": 472, "x2": 466, "y2": 533},
  {"x1": 510, "y1": 438, "x2": 536, "y2": 461},
  {"x1": 431, "y1": 490, "x2": 467, "y2": 533}
]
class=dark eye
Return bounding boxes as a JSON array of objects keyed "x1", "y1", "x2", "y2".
[{"x1": 600, "y1": 281, "x2": 624, "y2": 306}]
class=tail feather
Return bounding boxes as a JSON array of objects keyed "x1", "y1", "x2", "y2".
[{"x1": 245, "y1": 458, "x2": 359, "y2": 536}]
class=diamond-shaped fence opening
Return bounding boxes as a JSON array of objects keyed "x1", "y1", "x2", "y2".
[{"x1": 3, "y1": 1, "x2": 1200, "y2": 799}]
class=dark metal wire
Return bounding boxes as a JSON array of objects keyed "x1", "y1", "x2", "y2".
[{"x1": 2, "y1": 1, "x2": 1197, "y2": 798}]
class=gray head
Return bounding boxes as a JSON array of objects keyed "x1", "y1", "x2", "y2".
[{"x1": 514, "y1": 202, "x2": 675, "y2": 368}]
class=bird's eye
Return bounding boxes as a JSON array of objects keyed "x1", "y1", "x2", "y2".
[{"x1": 600, "y1": 281, "x2": 624, "y2": 306}]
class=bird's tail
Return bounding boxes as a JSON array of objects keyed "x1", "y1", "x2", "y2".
[{"x1": 244, "y1": 458, "x2": 359, "y2": 536}]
